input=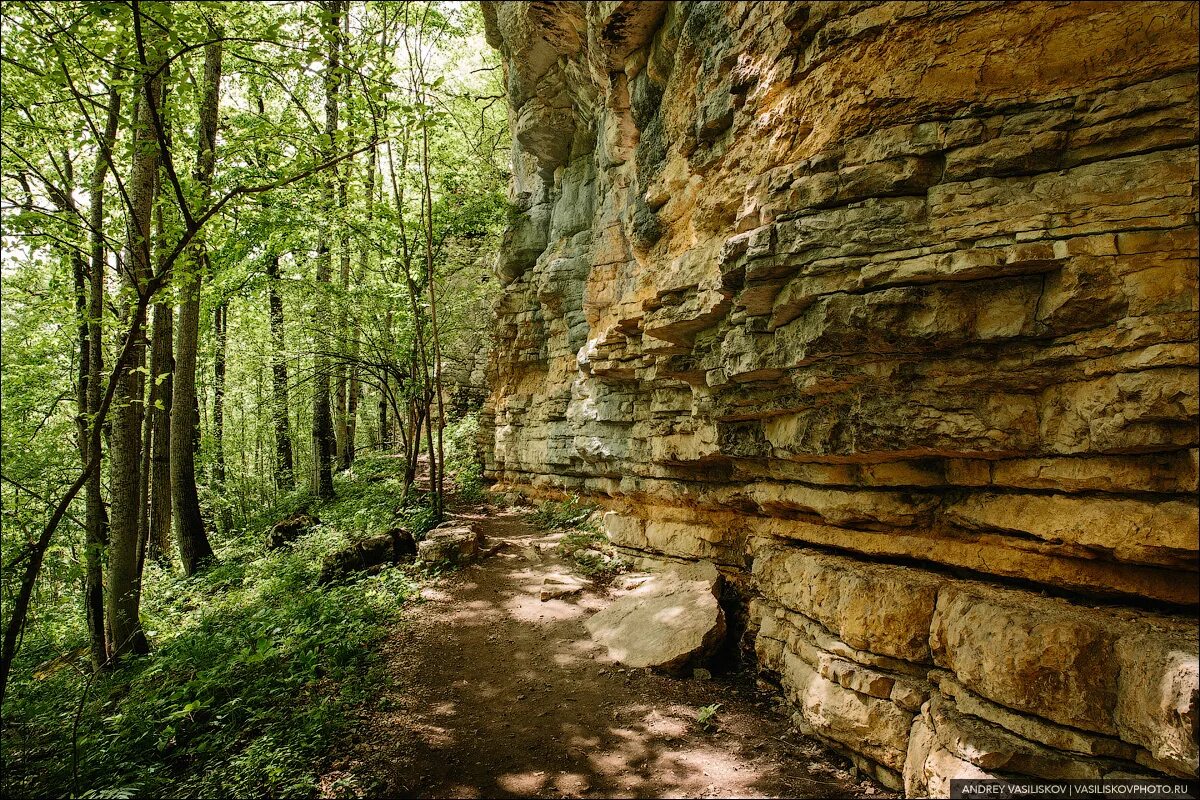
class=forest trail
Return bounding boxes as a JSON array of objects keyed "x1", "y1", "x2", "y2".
[{"x1": 319, "y1": 506, "x2": 887, "y2": 799}]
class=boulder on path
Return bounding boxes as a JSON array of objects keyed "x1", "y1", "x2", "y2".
[
  {"x1": 417, "y1": 521, "x2": 483, "y2": 566},
  {"x1": 266, "y1": 511, "x2": 319, "y2": 549},
  {"x1": 585, "y1": 560, "x2": 726, "y2": 674},
  {"x1": 520, "y1": 544, "x2": 546, "y2": 563},
  {"x1": 317, "y1": 527, "x2": 417, "y2": 584},
  {"x1": 540, "y1": 572, "x2": 587, "y2": 601}
]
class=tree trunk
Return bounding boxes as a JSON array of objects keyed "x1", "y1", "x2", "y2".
[
  {"x1": 69, "y1": 205, "x2": 105, "y2": 669},
  {"x1": 418, "y1": 72, "x2": 446, "y2": 522},
  {"x1": 147, "y1": 297, "x2": 173, "y2": 563},
  {"x1": 171, "y1": 28, "x2": 222, "y2": 576},
  {"x1": 266, "y1": 254, "x2": 295, "y2": 490},
  {"x1": 171, "y1": 264, "x2": 214, "y2": 575},
  {"x1": 107, "y1": 30, "x2": 162, "y2": 660},
  {"x1": 213, "y1": 300, "x2": 231, "y2": 531},
  {"x1": 106, "y1": 183, "x2": 153, "y2": 652},
  {"x1": 377, "y1": 382, "x2": 388, "y2": 449},
  {"x1": 146, "y1": 77, "x2": 175, "y2": 567},
  {"x1": 311, "y1": 0, "x2": 342, "y2": 500},
  {"x1": 82, "y1": 78, "x2": 120, "y2": 669},
  {"x1": 334, "y1": 15, "x2": 355, "y2": 472},
  {"x1": 137, "y1": 356, "x2": 152, "y2": 582},
  {"x1": 346, "y1": 143, "x2": 375, "y2": 467},
  {"x1": 333, "y1": 165, "x2": 350, "y2": 469}
]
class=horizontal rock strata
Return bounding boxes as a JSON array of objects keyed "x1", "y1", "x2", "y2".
[{"x1": 480, "y1": 1, "x2": 1199, "y2": 793}]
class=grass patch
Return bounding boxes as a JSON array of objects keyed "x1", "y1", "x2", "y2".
[{"x1": 1, "y1": 457, "x2": 424, "y2": 799}]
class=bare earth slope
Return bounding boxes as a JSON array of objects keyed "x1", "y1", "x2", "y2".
[{"x1": 321, "y1": 508, "x2": 887, "y2": 799}]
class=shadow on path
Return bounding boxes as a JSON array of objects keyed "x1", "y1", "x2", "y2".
[{"x1": 320, "y1": 508, "x2": 890, "y2": 799}]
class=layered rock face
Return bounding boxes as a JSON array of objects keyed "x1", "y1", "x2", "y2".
[{"x1": 480, "y1": 1, "x2": 1199, "y2": 792}]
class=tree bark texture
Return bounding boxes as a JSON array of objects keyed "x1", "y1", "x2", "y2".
[
  {"x1": 107, "y1": 28, "x2": 162, "y2": 660},
  {"x1": 266, "y1": 254, "x2": 295, "y2": 490},
  {"x1": 310, "y1": 0, "x2": 342, "y2": 500},
  {"x1": 170, "y1": 28, "x2": 222, "y2": 575}
]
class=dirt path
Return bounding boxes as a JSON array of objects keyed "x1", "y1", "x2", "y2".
[{"x1": 321, "y1": 507, "x2": 888, "y2": 799}]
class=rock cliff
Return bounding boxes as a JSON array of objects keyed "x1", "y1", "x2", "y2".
[{"x1": 480, "y1": 1, "x2": 1199, "y2": 792}]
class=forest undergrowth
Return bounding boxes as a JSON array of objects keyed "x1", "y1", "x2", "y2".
[
  {"x1": 0, "y1": 449, "x2": 469, "y2": 799},
  {"x1": 0, "y1": 2, "x2": 508, "y2": 796}
]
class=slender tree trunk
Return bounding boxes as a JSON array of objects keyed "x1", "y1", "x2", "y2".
[
  {"x1": 334, "y1": 11, "x2": 355, "y2": 472},
  {"x1": 147, "y1": 297, "x2": 173, "y2": 563},
  {"x1": 311, "y1": 0, "x2": 342, "y2": 500},
  {"x1": 393, "y1": 387, "x2": 407, "y2": 458},
  {"x1": 172, "y1": 270, "x2": 213, "y2": 575},
  {"x1": 147, "y1": 80, "x2": 175, "y2": 567},
  {"x1": 107, "y1": 268, "x2": 149, "y2": 656},
  {"x1": 171, "y1": 28, "x2": 222, "y2": 575},
  {"x1": 68, "y1": 206, "x2": 100, "y2": 663},
  {"x1": 107, "y1": 22, "x2": 163, "y2": 660},
  {"x1": 213, "y1": 300, "x2": 231, "y2": 532},
  {"x1": 136, "y1": 59, "x2": 172, "y2": 631},
  {"x1": 85, "y1": 248, "x2": 110, "y2": 668},
  {"x1": 137, "y1": 358, "x2": 152, "y2": 581},
  {"x1": 346, "y1": 143, "x2": 374, "y2": 467},
  {"x1": 402, "y1": 378, "x2": 423, "y2": 500},
  {"x1": 266, "y1": 254, "x2": 295, "y2": 490},
  {"x1": 72, "y1": 249, "x2": 89, "y2": 461},
  {"x1": 333, "y1": 166, "x2": 350, "y2": 469},
  {"x1": 377, "y1": 381, "x2": 388, "y2": 449},
  {"x1": 252, "y1": 88, "x2": 296, "y2": 493},
  {"x1": 418, "y1": 74, "x2": 446, "y2": 521},
  {"x1": 82, "y1": 80, "x2": 120, "y2": 669}
]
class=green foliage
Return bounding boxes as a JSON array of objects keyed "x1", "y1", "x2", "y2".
[
  {"x1": 530, "y1": 495, "x2": 598, "y2": 531},
  {"x1": 445, "y1": 412, "x2": 485, "y2": 503},
  {"x1": 399, "y1": 502, "x2": 441, "y2": 537},
  {"x1": 454, "y1": 460, "x2": 486, "y2": 504},
  {"x1": 554, "y1": 530, "x2": 611, "y2": 577},
  {"x1": 1, "y1": 2, "x2": 509, "y2": 793},
  {"x1": 696, "y1": 703, "x2": 722, "y2": 731},
  {"x1": 78, "y1": 787, "x2": 140, "y2": 800},
  {"x1": 1, "y1": 462, "x2": 418, "y2": 799},
  {"x1": 321, "y1": 455, "x2": 410, "y2": 538},
  {"x1": 556, "y1": 528, "x2": 629, "y2": 580},
  {"x1": 533, "y1": 497, "x2": 628, "y2": 580}
]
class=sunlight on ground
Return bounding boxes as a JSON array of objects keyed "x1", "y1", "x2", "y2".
[{"x1": 325, "y1": 513, "x2": 877, "y2": 799}]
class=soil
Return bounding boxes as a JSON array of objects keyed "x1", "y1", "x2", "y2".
[{"x1": 320, "y1": 505, "x2": 892, "y2": 799}]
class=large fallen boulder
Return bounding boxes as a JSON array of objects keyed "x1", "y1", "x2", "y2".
[
  {"x1": 416, "y1": 521, "x2": 483, "y2": 566},
  {"x1": 266, "y1": 511, "x2": 319, "y2": 549},
  {"x1": 585, "y1": 560, "x2": 726, "y2": 673},
  {"x1": 317, "y1": 527, "x2": 417, "y2": 584}
]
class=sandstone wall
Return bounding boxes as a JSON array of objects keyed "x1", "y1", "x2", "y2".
[{"x1": 479, "y1": 1, "x2": 1200, "y2": 792}]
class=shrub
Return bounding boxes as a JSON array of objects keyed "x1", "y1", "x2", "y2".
[
  {"x1": 530, "y1": 495, "x2": 597, "y2": 531},
  {"x1": 556, "y1": 528, "x2": 628, "y2": 580},
  {"x1": 1, "y1": 459, "x2": 419, "y2": 799},
  {"x1": 444, "y1": 412, "x2": 486, "y2": 503}
]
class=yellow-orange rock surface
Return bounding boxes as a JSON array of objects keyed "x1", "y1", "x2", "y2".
[{"x1": 481, "y1": 1, "x2": 1199, "y2": 793}]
